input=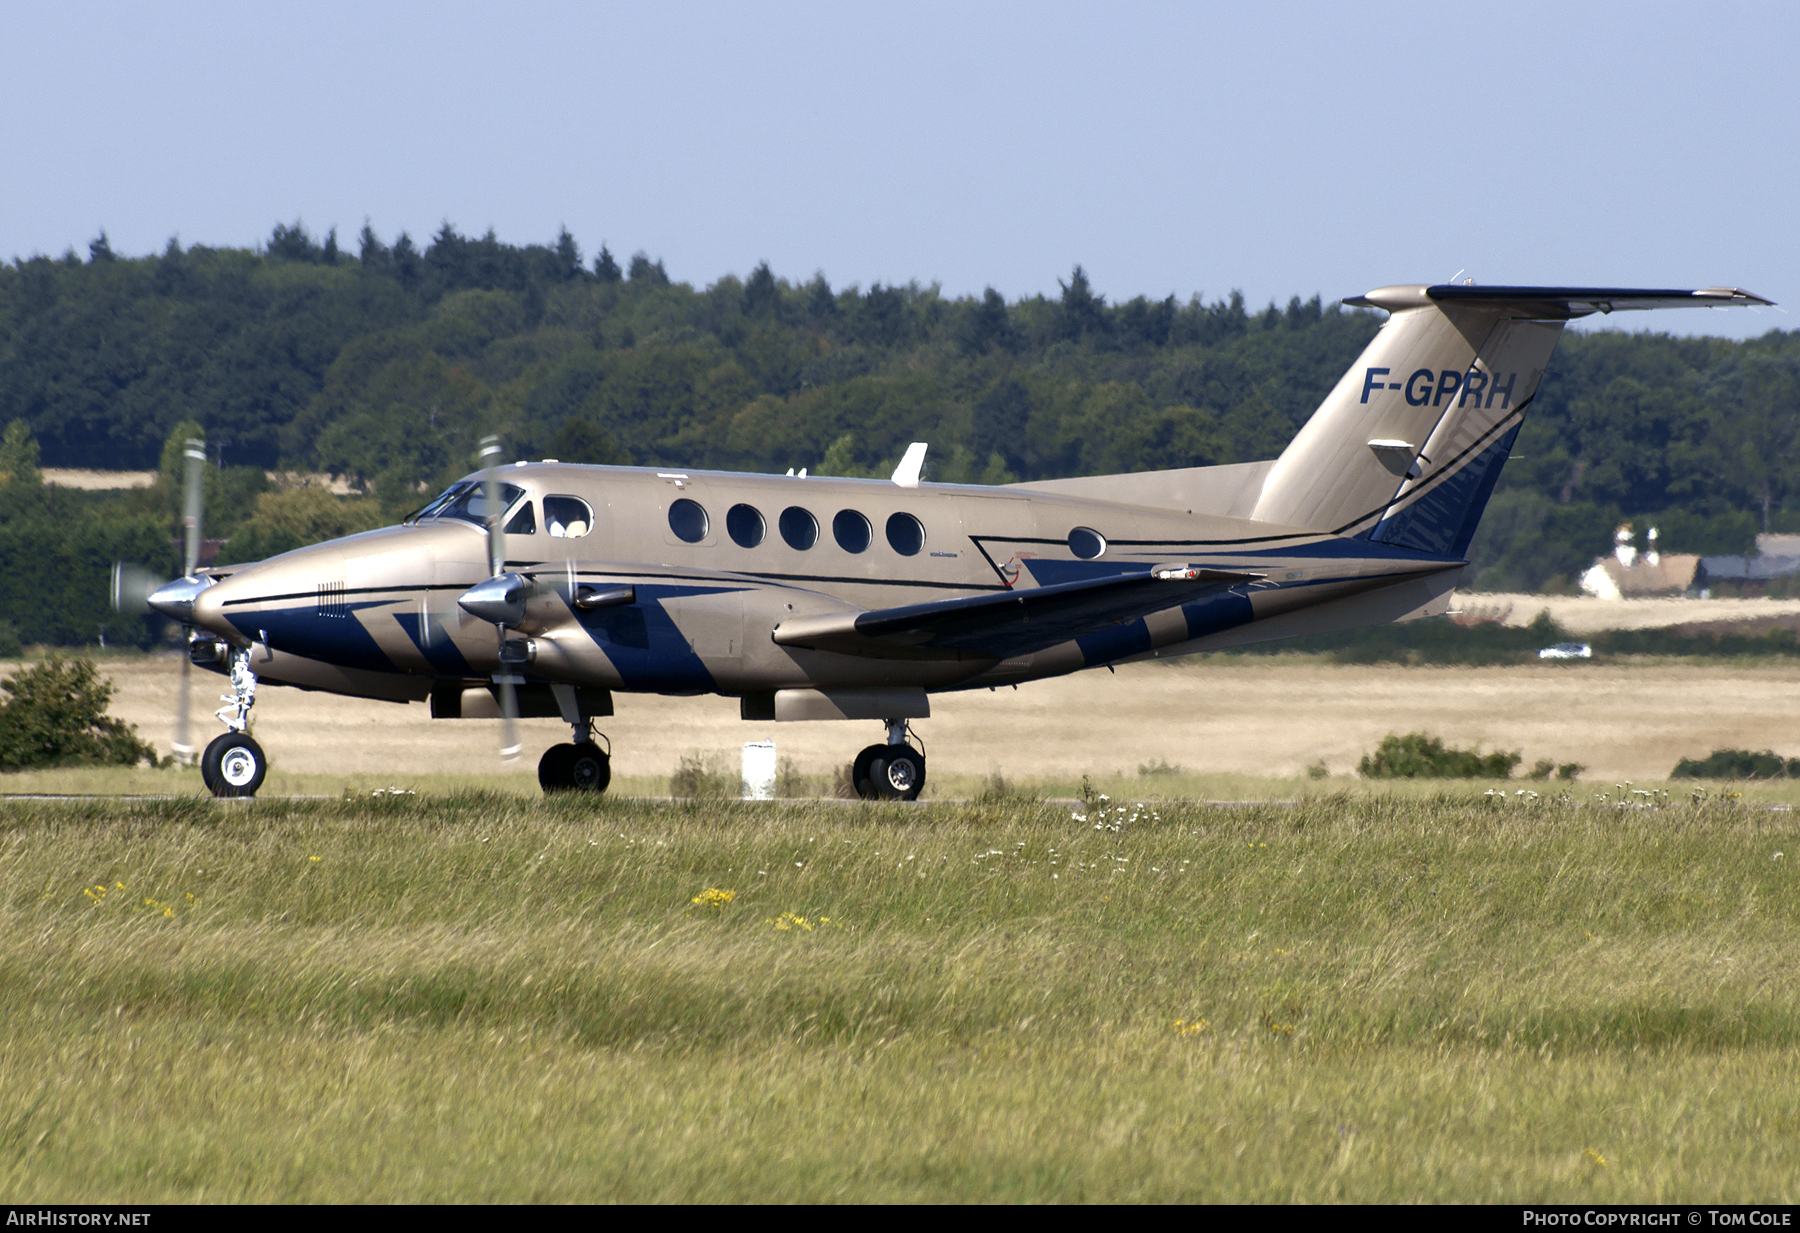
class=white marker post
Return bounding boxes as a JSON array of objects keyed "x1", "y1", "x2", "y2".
[{"x1": 742, "y1": 740, "x2": 777, "y2": 799}]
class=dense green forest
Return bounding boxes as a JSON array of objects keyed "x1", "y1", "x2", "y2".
[{"x1": 2, "y1": 222, "x2": 1797, "y2": 647}]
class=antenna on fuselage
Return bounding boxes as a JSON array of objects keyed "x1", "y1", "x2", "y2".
[{"x1": 890, "y1": 442, "x2": 927, "y2": 487}]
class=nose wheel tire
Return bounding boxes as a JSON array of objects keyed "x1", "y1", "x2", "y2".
[
  {"x1": 201, "y1": 732, "x2": 267, "y2": 798},
  {"x1": 851, "y1": 743, "x2": 925, "y2": 801},
  {"x1": 539, "y1": 742, "x2": 612, "y2": 794}
]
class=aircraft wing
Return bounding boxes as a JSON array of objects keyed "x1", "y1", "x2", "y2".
[{"x1": 771, "y1": 567, "x2": 1259, "y2": 660}]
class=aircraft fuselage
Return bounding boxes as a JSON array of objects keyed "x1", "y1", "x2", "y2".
[{"x1": 186, "y1": 462, "x2": 1463, "y2": 706}]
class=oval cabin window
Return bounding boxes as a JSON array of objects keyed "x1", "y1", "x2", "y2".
[
  {"x1": 886, "y1": 512, "x2": 925, "y2": 556},
  {"x1": 833, "y1": 509, "x2": 872, "y2": 554},
  {"x1": 779, "y1": 506, "x2": 818, "y2": 550},
  {"x1": 668, "y1": 498, "x2": 709, "y2": 544},
  {"x1": 1068, "y1": 527, "x2": 1106, "y2": 560},
  {"x1": 727, "y1": 503, "x2": 766, "y2": 548}
]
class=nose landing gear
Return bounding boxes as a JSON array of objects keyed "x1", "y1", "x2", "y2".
[
  {"x1": 200, "y1": 646, "x2": 265, "y2": 798},
  {"x1": 202, "y1": 732, "x2": 267, "y2": 798},
  {"x1": 851, "y1": 718, "x2": 926, "y2": 801}
]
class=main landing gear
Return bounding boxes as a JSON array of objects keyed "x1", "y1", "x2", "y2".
[
  {"x1": 539, "y1": 721, "x2": 612, "y2": 794},
  {"x1": 201, "y1": 646, "x2": 266, "y2": 798},
  {"x1": 851, "y1": 718, "x2": 926, "y2": 801}
]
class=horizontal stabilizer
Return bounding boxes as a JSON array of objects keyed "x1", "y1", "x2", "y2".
[
  {"x1": 772, "y1": 567, "x2": 1258, "y2": 660},
  {"x1": 1346, "y1": 284, "x2": 1773, "y2": 319}
]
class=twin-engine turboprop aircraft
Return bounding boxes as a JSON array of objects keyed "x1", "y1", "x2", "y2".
[{"x1": 148, "y1": 282, "x2": 1771, "y2": 797}]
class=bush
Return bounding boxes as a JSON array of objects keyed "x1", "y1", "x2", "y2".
[
  {"x1": 1358, "y1": 732, "x2": 1520, "y2": 780},
  {"x1": 1525, "y1": 758, "x2": 1587, "y2": 783},
  {"x1": 0, "y1": 655, "x2": 160, "y2": 771},
  {"x1": 774, "y1": 756, "x2": 815, "y2": 799},
  {"x1": 1671, "y1": 749, "x2": 1800, "y2": 780},
  {"x1": 670, "y1": 752, "x2": 734, "y2": 799},
  {"x1": 0, "y1": 620, "x2": 21, "y2": 660}
]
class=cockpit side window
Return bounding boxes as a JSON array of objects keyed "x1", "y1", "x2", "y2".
[
  {"x1": 504, "y1": 501, "x2": 536, "y2": 534},
  {"x1": 419, "y1": 481, "x2": 526, "y2": 527},
  {"x1": 411, "y1": 481, "x2": 473, "y2": 523},
  {"x1": 544, "y1": 495, "x2": 594, "y2": 538}
]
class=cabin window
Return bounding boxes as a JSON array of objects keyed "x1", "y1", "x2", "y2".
[
  {"x1": 833, "y1": 510, "x2": 872, "y2": 554},
  {"x1": 779, "y1": 506, "x2": 818, "y2": 550},
  {"x1": 1069, "y1": 527, "x2": 1106, "y2": 559},
  {"x1": 727, "y1": 503, "x2": 765, "y2": 548},
  {"x1": 668, "y1": 498, "x2": 709, "y2": 543},
  {"x1": 544, "y1": 495, "x2": 593, "y2": 538},
  {"x1": 886, "y1": 512, "x2": 925, "y2": 556},
  {"x1": 504, "y1": 502, "x2": 536, "y2": 534}
]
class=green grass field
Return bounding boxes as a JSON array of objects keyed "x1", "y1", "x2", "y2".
[{"x1": 2, "y1": 788, "x2": 1797, "y2": 1202}]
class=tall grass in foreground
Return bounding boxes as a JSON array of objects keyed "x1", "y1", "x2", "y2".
[{"x1": 1, "y1": 791, "x2": 1796, "y2": 1202}]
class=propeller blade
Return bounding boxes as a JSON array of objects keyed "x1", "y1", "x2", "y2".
[
  {"x1": 477, "y1": 434, "x2": 522, "y2": 765},
  {"x1": 111, "y1": 561, "x2": 169, "y2": 616},
  {"x1": 167, "y1": 437, "x2": 205, "y2": 768},
  {"x1": 479, "y1": 434, "x2": 505, "y2": 578},
  {"x1": 182, "y1": 436, "x2": 205, "y2": 576},
  {"x1": 497, "y1": 675, "x2": 522, "y2": 764}
]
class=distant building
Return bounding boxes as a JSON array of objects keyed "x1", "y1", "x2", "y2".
[
  {"x1": 1580, "y1": 523, "x2": 1699, "y2": 599},
  {"x1": 1696, "y1": 533, "x2": 1800, "y2": 590}
]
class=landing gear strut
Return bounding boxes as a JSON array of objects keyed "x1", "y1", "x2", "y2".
[
  {"x1": 851, "y1": 718, "x2": 925, "y2": 801},
  {"x1": 200, "y1": 646, "x2": 266, "y2": 798}
]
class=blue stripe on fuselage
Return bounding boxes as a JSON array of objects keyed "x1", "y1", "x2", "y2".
[
  {"x1": 227, "y1": 603, "x2": 396, "y2": 673},
  {"x1": 392, "y1": 611, "x2": 475, "y2": 676},
  {"x1": 570, "y1": 584, "x2": 739, "y2": 692}
]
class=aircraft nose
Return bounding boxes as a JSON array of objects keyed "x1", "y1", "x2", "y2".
[{"x1": 147, "y1": 575, "x2": 214, "y2": 623}]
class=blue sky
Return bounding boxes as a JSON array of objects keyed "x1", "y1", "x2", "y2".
[{"x1": 4, "y1": 1, "x2": 1792, "y2": 338}]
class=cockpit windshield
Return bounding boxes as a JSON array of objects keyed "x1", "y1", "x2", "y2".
[{"x1": 411, "y1": 481, "x2": 526, "y2": 526}]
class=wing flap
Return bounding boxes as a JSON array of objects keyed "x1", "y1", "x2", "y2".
[{"x1": 772, "y1": 567, "x2": 1260, "y2": 660}]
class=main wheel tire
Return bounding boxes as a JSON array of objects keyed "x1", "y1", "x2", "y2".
[
  {"x1": 852, "y1": 744, "x2": 887, "y2": 800},
  {"x1": 538, "y1": 743, "x2": 576, "y2": 793},
  {"x1": 852, "y1": 743, "x2": 925, "y2": 801},
  {"x1": 568, "y1": 742, "x2": 611, "y2": 793},
  {"x1": 876, "y1": 745, "x2": 926, "y2": 801},
  {"x1": 201, "y1": 732, "x2": 267, "y2": 799}
]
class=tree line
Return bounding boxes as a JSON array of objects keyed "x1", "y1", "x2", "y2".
[{"x1": 2, "y1": 221, "x2": 1797, "y2": 647}]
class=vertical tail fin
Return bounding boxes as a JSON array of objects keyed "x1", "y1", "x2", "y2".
[{"x1": 1250, "y1": 284, "x2": 1771, "y2": 556}]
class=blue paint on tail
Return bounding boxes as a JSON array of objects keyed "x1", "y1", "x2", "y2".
[{"x1": 1368, "y1": 424, "x2": 1520, "y2": 559}]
